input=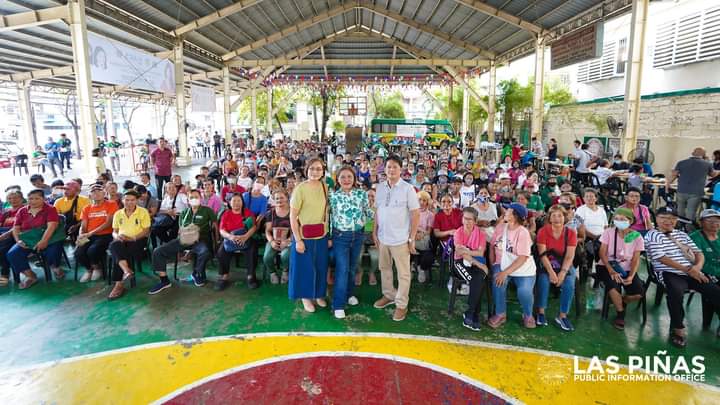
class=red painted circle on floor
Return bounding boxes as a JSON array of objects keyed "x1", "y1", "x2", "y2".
[{"x1": 161, "y1": 356, "x2": 510, "y2": 404}]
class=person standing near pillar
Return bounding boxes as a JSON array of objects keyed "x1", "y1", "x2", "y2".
[
  {"x1": 150, "y1": 138, "x2": 175, "y2": 200},
  {"x1": 58, "y1": 133, "x2": 72, "y2": 170},
  {"x1": 667, "y1": 147, "x2": 719, "y2": 223},
  {"x1": 372, "y1": 155, "x2": 420, "y2": 322},
  {"x1": 106, "y1": 135, "x2": 122, "y2": 173},
  {"x1": 44, "y1": 137, "x2": 63, "y2": 178},
  {"x1": 213, "y1": 131, "x2": 223, "y2": 157}
]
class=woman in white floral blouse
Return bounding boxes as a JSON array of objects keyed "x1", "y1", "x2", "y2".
[{"x1": 328, "y1": 166, "x2": 371, "y2": 319}]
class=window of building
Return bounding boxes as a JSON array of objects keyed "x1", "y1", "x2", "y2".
[
  {"x1": 653, "y1": 6, "x2": 720, "y2": 68},
  {"x1": 577, "y1": 39, "x2": 626, "y2": 83}
]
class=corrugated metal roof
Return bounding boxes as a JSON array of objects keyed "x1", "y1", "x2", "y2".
[{"x1": 0, "y1": 0, "x2": 616, "y2": 94}]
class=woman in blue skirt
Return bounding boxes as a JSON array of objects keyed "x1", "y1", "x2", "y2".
[{"x1": 289, "y1": 158, "x2": 330, "y2": 313}]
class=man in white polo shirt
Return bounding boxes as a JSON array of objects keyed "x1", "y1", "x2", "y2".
[{"x1": 373, "y1": 155, "x2": 420, "y2": 322}]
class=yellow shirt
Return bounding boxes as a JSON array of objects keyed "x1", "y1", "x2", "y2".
[
  {"x1": 54, "y1": 195, "x2": 91, "y2": 221},
  {"x1": 112, "y1": 206, "x2": 151, "y2": 238},
  {"x1": 96, "y1": 157, "x2": 107, "y2": 175},
  {"x1": 290, "y1": 181, "x2": 328, "y2": 239}
]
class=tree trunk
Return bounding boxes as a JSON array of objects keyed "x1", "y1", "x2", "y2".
[
  {"x1": 312, "y1": 104, "x2": 319, "y2": 134},
  {"x1": 275, "y1": 114, "x2": 284, "y2": 135}
]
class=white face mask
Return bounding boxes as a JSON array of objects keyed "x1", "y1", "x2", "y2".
[
  {"x1": 614, "y1": 220, "x2": 630, "y2": 230},
  {"x1": 189, "y1": 198, "x2": 201, "y2": 207},
  {"x1": 52, "y1": 188, "x2": 64, "y2": 196}
]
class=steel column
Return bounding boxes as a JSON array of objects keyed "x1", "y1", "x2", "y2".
[
  {"x1": 106, "y1": 97, "x2": 116, "y2": 140},
  {"x1": 531, "y1": 37, "x2": 545, "y2": 141},
  {"x1": 67, "y1": 0, "x2": 97, "y2": 172},
  {"x1": 266, "y1": 86, "x2": 272, "y2": 137},
  {"x1": 17, "y1": 84, "x2": 37, "y2": 154},
  {"x1": 461, "y1": 86, "x2": 469, "y2": 135},
  {"x1": 223, "y1": 66, "x2": 232, "y2": 144},
  {"x1": 251, "y1": 86, "x2": 257, "y2": 140},
  {"x1": 622, "y1": 0, "x2": 649, "y2": 157},
  {"x1": 173, "y1": 39, "x2": 190, "y2": 165},
  {"x1": 487, "y1": 61, "x2": 496, "y2": 144}
]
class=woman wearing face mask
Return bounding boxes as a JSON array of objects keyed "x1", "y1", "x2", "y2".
[
  {"x1": 471, "y1": 186, "x2": 498, "y2": 240},
  {"x1": 535, "y1": 205, "x2": 578, "y2": 331},
  {"x1": 598, "y1": 208, "x2": 645, "y2": 330},
  {"x1": 620, "y1": 187, "x2": 653, "y2": 236},
  {"x1": 221, "y1": 174, "x2": 246, "y2": 204},
  {"x1": 289, "y1": 158, "x2": 330, "y2": 313},
  {"x1": 216, "y1": 193, "x2": 258, "y2": 291},
  {"x1": 459, "y1": 173, "x2": 476, "y2": 208},
  {"x1": 148, "y1": 189, "x2": 217, "y2": 294},
  {"x1": 328, "y1": 166, "x2": 371, "y2": 319},
  {"x1": 243, "y1": 176, "x2": 269, "y2": 221}
]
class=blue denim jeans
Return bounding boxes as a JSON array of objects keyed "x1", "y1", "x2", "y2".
[
  {"x1": 491, "y1": 264, "x2": 536, "y2": 317},
  {"x1": 536, "y1": 266, "x2": 576, "y2": 315},
  {"x1": 331, "y1": 229, "x2": 365, "y2": 310},
  {"x1": 8, "y1": 241, "x2": 63, "y2": 275}
]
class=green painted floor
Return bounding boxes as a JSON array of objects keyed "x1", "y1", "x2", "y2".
[{"x1": 1, "y1": 256, "x2": 718, "y2": 386}]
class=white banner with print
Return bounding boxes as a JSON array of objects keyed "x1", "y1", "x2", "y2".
[
  {"x1": 88, "y1": 33, "x2": 175, "y2": 95},
  {"x1": 191, "y1": 85, "x2": 216, "y2": 112}
]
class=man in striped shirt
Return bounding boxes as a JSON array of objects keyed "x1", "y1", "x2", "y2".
[{"x1": 644, "y1": 207, "x2": 720, "y2": 348}]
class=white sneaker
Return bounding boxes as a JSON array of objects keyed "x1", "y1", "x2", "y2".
[
  {"x1": 334, "y1": 309, "x2": 346, "y2": 319},
  {"x1": 91, "y1": 270, "x2": 103, "y2": 281},
  {"x1": 459, "y1": 283, "x2": 470, "y2": 296},
  {"x1": 348, "y1": 296, "x2": 359, "y2": 306},
  {"x1": 418, "y1": 270, "x2": 427, "y2": 283},
  {"x1": 79, "y1": 272, "x2": 91, "y2": 283}
]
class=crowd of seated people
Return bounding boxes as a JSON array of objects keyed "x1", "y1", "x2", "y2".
[{"x1": 1, "y1": 137, "x2": 719, "y2": 347}]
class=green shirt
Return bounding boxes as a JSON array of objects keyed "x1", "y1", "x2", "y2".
[
  {"x1": 539, "y1": 186, "x2": 555, "y2": 208},
  {"x1": 179, "y1": 206, "x2": 216, "y2": 243},
  {"x1": 690, "y1": 230, "x2": 720, "y2": 277},
  {"x1": 527, "y1": 194, "x2": 545, "y2": 212}
]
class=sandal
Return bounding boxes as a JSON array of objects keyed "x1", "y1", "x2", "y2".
[
  {"x1": 670, "y1": 332, "x2": 687, "y2": 348},
  {"x1": 52, "y1": 269, "x2": 65, "y2": 280},
  {"x1": 122, "y1": 271, "x2": 135, "y2": 282},
  {"x1": 613, "y1": 317, "x2": 625, "y2": 331},
  {"x1": 108, "y1": 284, "x2": 125, "y2": 300},
  {"x1": 19, "y1": 277, "x2": 38, "y2": 290}
]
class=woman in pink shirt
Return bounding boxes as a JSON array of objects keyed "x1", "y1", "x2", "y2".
[{"x1": 453, "y1": 207, "x2": 488, "y2": 331}]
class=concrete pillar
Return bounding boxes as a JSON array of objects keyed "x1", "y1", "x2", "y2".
[
  {"x1": 173, "y1": 39, "x2": 190, "y2": 166},
  {"x1": 461, "y1": 86, "x2": 469, "y2": 135},
  {"x1": 222, "y1": 66, "x2": 232, "y2": 144},
  {"x1": 622, "y1": 0, "x2": 650, "y2": 158},
  {"x1": 17, "y1": 84, "x2": 37, "y2": 154},
  {"x1": 67, "y1": 0, "x2": 97, "y2": 171},
  {"x1": 486, "y1": 61, "x2": 496, "y2": 144},
  {"x1": 251, "y1": 86, "x2": 257, "y2": 140},
  {"x1": 266, "y1": 86, "x2": 272, "y2": 138},
  {"x1": 106, "y1": 97, "x2": 116, "y2": 140},
  {"x1": 531, "y1": 37, "x2": 546, "y2": 141}
]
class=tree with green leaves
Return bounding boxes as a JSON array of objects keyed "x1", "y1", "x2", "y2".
[
  {"x1": 431, "y1": 87, "x2": 487, "y2": 135},
  {"x1": 237, "y1": 87, "x2": 293, "y2": 135},
  {"x1": 369, "y1": 91, "x2": 405, "y2": 119},
  {"x1": 302, "y1": 86, "x2": 346, "y2": 140}
]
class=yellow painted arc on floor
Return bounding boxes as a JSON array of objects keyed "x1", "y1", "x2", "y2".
[{"x1": 1, "y1": 333, "x2": 718, "y2": 405}]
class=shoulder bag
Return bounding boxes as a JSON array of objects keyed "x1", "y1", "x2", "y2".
[
  {"x1": 665, "y1": 231, "x2": 696, "y2": 263},
  {"x1": 500, "y1": 224, "x2": 536, "y2": 276},
  {"x1": 178, "y1": 209, "x2": 200, "y2": 246}
]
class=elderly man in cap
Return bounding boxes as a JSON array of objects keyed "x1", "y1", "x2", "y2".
[
  {"x1": 690, "y1": 209, "x2": 720, "y2": 336},
  {"x1": 54, "y1": 180, "x2": 90, "y2": 243},
  {"x1": 644, "y1": 207, "x2": 720, "y2": 347}
]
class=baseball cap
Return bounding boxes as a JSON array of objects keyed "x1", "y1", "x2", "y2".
[
  {"x1": 700, "y1": 209, "x2": 720, "y2": 220},
  {"x1": 655, "y1": 207, "x2": 678, "y2": 217},
  {"x1": 508, "y1": 203, "x2": 529, "y2": 220}
]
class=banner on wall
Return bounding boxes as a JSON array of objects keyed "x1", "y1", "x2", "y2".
[
  {"x1": 88, "y1": 33, "x2": 175, "y2": 95},
  {"x1": 191, "y1": 85, "x2": 216, "y2": 113}
]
